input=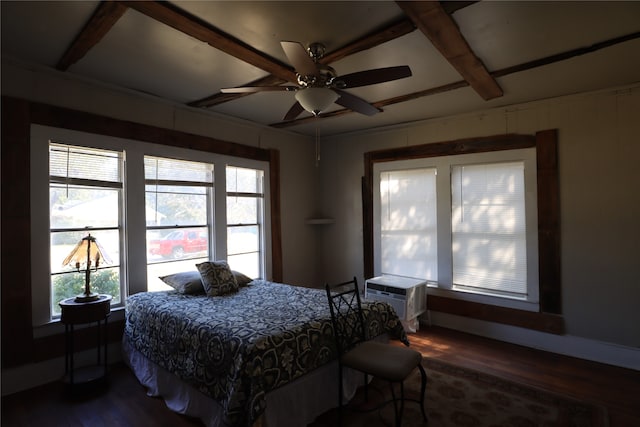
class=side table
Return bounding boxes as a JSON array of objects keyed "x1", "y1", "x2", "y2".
[{"x1": 59, "y1": 294, "x2": 112, "y2": 389}]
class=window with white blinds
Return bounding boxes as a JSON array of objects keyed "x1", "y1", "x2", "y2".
[
  {"x1": 451, "y1": 162, "x2": 527, "y2": 297},
  {"x1": 49, "y1": 143, "x2": 123, "y2": 316},
  {"x1": 374, "y1": 148, "x2": 538, "y2": 309},
  {"x1": 33, "y1": 126, "x2": 272, "y2": 324},
  {"x1": 144, "y1": 156, "x2": 214, "y2": 291},
  {"x1": 226, "y1": 166, "x2": 265, "y2": 279},
  {"x1": 380, "y1": 168, "x2": 437, "y2": 280}
]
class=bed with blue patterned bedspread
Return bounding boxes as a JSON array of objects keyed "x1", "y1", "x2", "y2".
[{"x1": 124, "y1": 279, "x2": 407, "y2": 427}]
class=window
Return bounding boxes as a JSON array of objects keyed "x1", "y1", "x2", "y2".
[
  {"x1": 451, "y1": 162, "x2": 527, "y2": 298},
  {"x1": 49, "y1": 143, "x2": 124, "y2": 316},
  {"x1": 226, "y1": 166, "x2": 265, "y2": 279},
  {"x1": 32, "y1": 124, "x2": 272, "y2": 325},
  {"x1": 373, "y1": 148, "x2": 539, "y2": 310},
  {"x1": 145, "y1": 156, "x2": 214, "y2": 291},
  {"x1": 380, "y1": 168, "x2": 437, "y2": 280}
]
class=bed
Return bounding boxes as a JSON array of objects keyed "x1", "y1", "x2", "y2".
[{"x1": 123, "y1": 278, "x2": 407, "y2": 427}]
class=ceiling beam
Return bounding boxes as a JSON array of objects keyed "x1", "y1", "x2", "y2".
[
  {"x1": 272, "y1": 30, "x2": 640, "y2": 129},
  {"x1": 319, "y1": 18, "x2": 416, "y2": 65},
  {"x1": 56, "y1": 1, "x2": 128, "y2": 71},
  {"x1": 396, "y1": 0, "x2": 503, "y2": 100},
  {"x1": 121, "y1": 1, "x2": 297, "y2": 83},
  {"x1": 189, "y1": 1, "x2": 476, "y2": 109},
  {"x1": 188, "y1": 17, "x2": 417, "y2": 108}
]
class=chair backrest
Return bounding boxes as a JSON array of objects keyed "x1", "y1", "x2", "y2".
[{"x1": 325, "y1": 277, "x2": 368, "y2": 356}]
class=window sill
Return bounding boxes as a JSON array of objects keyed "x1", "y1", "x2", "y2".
[
  {"x1": 427, "y1": 293, "x2": 564, "y2": 335},
  {"x1": 427, "y1": 286, "x2": 539, "y2": 312}
]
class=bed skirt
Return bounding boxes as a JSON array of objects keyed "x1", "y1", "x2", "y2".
[{"x1": 122, "y1": 333, "x2": 366, "y2": 427}]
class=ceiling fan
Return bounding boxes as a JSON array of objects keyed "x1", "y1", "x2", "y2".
[{"x1": 220, "y1": 41, "x2": 412, "y2": 121}]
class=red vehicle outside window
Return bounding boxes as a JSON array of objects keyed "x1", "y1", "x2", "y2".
[{"x1": 148, "y1": 229, "x2": 208, "y2": 259}]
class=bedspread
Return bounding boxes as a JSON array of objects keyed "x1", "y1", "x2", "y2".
[{"x1": 124, "y1": 280, "x2": 407, "y2": 427}]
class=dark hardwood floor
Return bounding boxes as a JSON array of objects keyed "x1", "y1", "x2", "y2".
[{"x1": 3, "y1": 326, "x2": 639, "y2": 426}]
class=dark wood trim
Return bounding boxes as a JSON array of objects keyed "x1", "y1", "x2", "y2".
[
  {"x1": 269, "y1": 149, "x2": 283, "y2": 282},
  {"x1": 1, "y1": 95, "x2": 283, "y2": 368},
  {"x1": 428, "y1": 296, "x2": 564, "y2": 334},
  {"x1": 362, "y1": 170, "x2": 374, "y2": 280},
  {"x1": 1, "y1": 97, "x2": 34, "y2": 368},
  {"x1": 536, "y1": 129, "x2": 561, "y2": 313},
  {"x1": 362, "y1": 131, "x2": 563, "y2": 332},
  {"x1": 368, "y1": 133, "x2": 536, "y2": 162},
  {"x1": 189, "y1": 74, "x2": 287, "y2": 108},
  {"x1": 396, "y1": 1, "x2": 502, "y2": 101},
  {"x1": 28, "y1": 101, "x2": 269, "y2": 161},
  {"x1": 319, "y1": 18, "x2": 416, "y2": 64},
  {"x1": 56, "y1": 1, "x2": 128, "y2": 71},
  {"x1": 492, "y1": 31, "x2": 640, "y2": 79}
]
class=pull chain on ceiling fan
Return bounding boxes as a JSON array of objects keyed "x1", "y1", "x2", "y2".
[{"x1": 221, "y1": 41, "x2": 412, "y2": 120}]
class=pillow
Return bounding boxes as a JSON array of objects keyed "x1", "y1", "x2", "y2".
[
  {"x1": 196, "y1": 260, "x2": 239, "y2": 296},
  {"x1": 159, "y1": 271, "x2": 205, "y2": 294},
  {"x1": 232, "y1": 270, "x2": 253, "y2": 287}
]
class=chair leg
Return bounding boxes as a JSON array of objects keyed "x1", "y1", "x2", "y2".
[
  {"x1": 418, "y1": 363, "x2": 428, "y2": 422},
  {"x1": 389, "y1": 382, "x2": 399, "y2": 427},
  {"x1": 398, "y1": 381, "x2": 405, "y2": 427},
  {"x1": 337, "y1": 365, "x2": 343, "y2": 427},
  {"x1": 364, "y1": 373, "x2": 369, "y2": 401}
]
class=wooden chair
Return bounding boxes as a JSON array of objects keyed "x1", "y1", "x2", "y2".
[{"x1": 325, "y1": 277, "x2": 427, "y2": 426}]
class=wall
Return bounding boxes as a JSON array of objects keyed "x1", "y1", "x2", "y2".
[
  {"x1": 317, "y1": 83, "x2": 640, "y2": 368},
  {"x1": 1, "y1": 57, "x2": 321, "y2": 287},
  {"x1": 1, "y1": 58, "x2": 322, "y2": 394},
  {"x1": 2, "y1": 56, "x2": 638, "y2": 394}
]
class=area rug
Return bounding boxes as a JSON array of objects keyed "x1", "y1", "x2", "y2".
[{"x1": 310, "y1": 358, "x2": 608, "y2": 427}]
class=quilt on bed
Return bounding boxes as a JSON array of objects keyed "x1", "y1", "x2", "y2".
[{"x1": 124, "y1": 280, "x2": 407, "y2": 427}]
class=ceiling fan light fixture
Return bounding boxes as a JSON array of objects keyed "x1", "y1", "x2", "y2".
[{"x1": 295, "y1": 87, "x2": 339, "y2": 116}]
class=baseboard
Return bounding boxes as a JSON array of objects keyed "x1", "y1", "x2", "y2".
[
  {"x1": 426, "y1": 311, "x2": 640, "y2": 371},
  {"x1": 1, "y1": 342, "x2": 123, "y2": 396}
]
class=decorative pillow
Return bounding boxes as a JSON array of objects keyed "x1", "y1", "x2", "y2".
[
  {"x1": 196, "y1": 261, "x2": 239, "y2": 296},
  {"x1": 232, "y1": 270, "x2": 253, "y2": 287},
  {"x1": 159, "y1": 271, "x2": 205, "y2": 294}
]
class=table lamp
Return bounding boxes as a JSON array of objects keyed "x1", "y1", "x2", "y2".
[{"x1": 62, "y1": 233, "x2": 111, "y2": 302}]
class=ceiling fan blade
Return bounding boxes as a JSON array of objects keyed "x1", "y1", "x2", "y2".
[
  {"x1": 283, "y1": 101, "x2": 305, "y2": 121},
  {"x1": 220, "y1": 85, "x2": 297, "y2": 93},
  {"x1": 334, "y1": 89, "x2": 381, "y2": 116},
  {"x1": 281, "y1": 41, "x2": 319, "y2": 77},
  {"x1": 338, "y1": 65, "x2": 412, "y2": 88}
]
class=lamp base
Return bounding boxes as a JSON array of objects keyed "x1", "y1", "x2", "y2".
[{"x1": 75, "y1": 293, "x2": 100, "y2": 303}]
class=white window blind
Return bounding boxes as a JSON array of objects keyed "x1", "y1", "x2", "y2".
[
  {"x1": 451, "y1": 161, "x2": 527, "y2": 297},
  {"x1": 50, "y1": 144, "x2": 122, "y2": 185},
  {"x1": 49, "y1": 143, "x2": 123, "y2": 317},
  {"x1": 380, "y1": 168, "x2": 437, "y2": 280}
]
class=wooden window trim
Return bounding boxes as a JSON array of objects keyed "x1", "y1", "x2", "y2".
[
  {"x1": 363, "y1": 130, "x2": 563, "y2": 334},
  {"x1": 1, "y1": 95, "x2": 282, "y2": 368}
]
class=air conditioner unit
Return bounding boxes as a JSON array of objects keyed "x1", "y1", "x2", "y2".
[{"x1": 365, "y1": 275, "x2": 427, "y2": 332}]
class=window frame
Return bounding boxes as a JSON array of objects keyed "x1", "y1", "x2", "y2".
[
  {"x1": 363, "y1": 131, "x2": 562, "y2": 333},
  {"x1": 144, "y1": 155, "x2": 216, "y2": 292},
  {"x1": 48, "y1": 143, "x2": 126, "y2": 316},
  {"x1": 30, "y1": 125, "x2": 271, "y2": 326},
  {"x1": 225, "y1": 165, "x2": 266, "y2": 279},
  {"x1": 373, "y1": 148, "x2": 539, "y2": 312}
]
